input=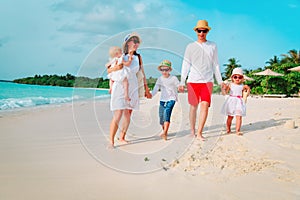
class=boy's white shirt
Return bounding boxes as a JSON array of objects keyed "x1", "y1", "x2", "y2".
[{"x1": 152, "y1": 75, "x2": 180, "y2": 102}]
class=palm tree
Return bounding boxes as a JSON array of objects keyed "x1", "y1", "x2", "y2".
[
  {"x1": 281, "y1": 49, "x2": 300, "y2": 64},
  {"x1": 266, "y1": 55, "x2": 280, "y2": 66},
  {"x1": 223, "y1": 58, "x2": 241, "y2": 79}
]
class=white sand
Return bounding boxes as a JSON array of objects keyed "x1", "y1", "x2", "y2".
[{"x1": 0, "y1": 94, "x2": 299, "y2": 199}]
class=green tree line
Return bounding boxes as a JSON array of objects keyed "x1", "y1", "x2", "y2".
[{"x1": 13, "y1": 73, "x2": 110, "y2": 88}]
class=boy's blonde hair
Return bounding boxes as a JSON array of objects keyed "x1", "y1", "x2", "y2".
[{"x1": 109, "y1": 46, "x2": 122, "y2": 58}]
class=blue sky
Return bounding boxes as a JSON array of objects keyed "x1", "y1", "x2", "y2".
[{"x1": 0, "y1": 0, "x2": 299, "y2": 80}]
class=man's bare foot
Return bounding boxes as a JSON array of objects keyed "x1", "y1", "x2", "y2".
[
  {"x1": 196, "y1": 134, "x2": 206, "y2": 141},
  {"x1": 226, "y1": 128, "x2": 231, "y2": 134},
  {"x1": 236, "y1": 131, "x2": 243, "y2": 136}
]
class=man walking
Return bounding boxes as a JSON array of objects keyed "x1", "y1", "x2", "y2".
[{"x1": 179, "y1": 19, "x2": 223, "y2": 140}]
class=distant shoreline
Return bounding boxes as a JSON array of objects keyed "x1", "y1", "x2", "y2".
[
  {"x1": 0, "y1": 81, "x2": 109, "y2": 90},
  {"x1": 0, "y1": 80, "x2": 13, "y2": 83}
]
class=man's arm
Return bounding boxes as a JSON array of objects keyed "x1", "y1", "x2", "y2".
[
  {"x1": 212, "y1": 45, "x2": 223, "y2": 85},
  {"x1": 179, "y1": 46, "x2": 191, "y2": 92}
]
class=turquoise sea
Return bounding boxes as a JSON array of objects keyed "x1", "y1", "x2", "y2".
[{"x1": 0, "y1": 81, "x2": 110, "y2": 111}]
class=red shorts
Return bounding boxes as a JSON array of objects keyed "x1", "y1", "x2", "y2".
[{"x1": 187, "y1": 82, "x2": 213, "y2": 106}]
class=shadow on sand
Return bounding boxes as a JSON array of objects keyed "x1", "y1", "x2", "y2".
[{"x1": 115, "y1": 118, "x2": 290, "y2": 147}]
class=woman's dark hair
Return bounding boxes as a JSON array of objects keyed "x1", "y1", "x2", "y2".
[{"x1": 123, "y1": 36, "x2": 140, "y2": 54}]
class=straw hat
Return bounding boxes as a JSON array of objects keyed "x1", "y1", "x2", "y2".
[
  {"x1": 193, "y1": 20, "x2": 211, "y2": 31},
  {"x1": 157, "y1": 60, "x2": 172, "y2": 70},
  {"x1": 231, "y1": 68, "x2": 244, "y2": 77},
  {"x1": 122, "y1": 32, "x2": 141, "y2": 53}
]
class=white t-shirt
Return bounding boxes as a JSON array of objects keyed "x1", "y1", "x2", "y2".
[
  {"x1": 152, "y1": 75, "x2": 180, "y2": 102},
  {"x1": 180, "y1": 41, "x2": 223, "y2": 85}
]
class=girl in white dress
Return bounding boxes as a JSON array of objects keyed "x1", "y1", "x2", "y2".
[{"x1": 221, "y1": 68, "x2": 250, "y2": 135}]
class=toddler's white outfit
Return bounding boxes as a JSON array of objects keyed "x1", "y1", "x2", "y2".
[{"x1": 107, "y1": 55, "x2": 129, "y2": 82}]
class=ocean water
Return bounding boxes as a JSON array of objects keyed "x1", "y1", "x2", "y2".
[{"x1": 0, "y1": 82, "x2": 110, "y2": 111}]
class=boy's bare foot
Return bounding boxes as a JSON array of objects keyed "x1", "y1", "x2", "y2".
[
  {"x1": 109, "y1": 88, "x2": 112, "y2": 94},
  {"x1": 159, "y1": 133, "x2": 167, "y2": 141}
]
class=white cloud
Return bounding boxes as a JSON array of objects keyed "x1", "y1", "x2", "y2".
[
  {"x1": 134, "y1": 3, "x2": 146, "y2": 13},
  {"x1": 51, "y1": 0, "x2": 184, "y2": 36}
]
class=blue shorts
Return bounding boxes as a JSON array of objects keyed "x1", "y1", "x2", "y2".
[{"x1": 159, "y1": 100, "x2": 176, "y2": 125}]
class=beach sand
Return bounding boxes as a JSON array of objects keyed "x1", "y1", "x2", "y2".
[{"x1": 0, "y1": 94, "x2": 299, "y2": 199}]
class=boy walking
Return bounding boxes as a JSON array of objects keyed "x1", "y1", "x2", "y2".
[{"x1": 152, "y1": 60, "x2": 179, "y2": 140}]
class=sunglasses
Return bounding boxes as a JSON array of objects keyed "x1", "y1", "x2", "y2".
[
  {"x1": 233, "y1": 75, "x2": 243, "y2": 80},
  {"x1": 196, "y1": 29, "x2": 208, "y2": 33},
  {"x1": 160, "y1": 68, "x2": 170, "y2": 72},
  {"x1": 130, "y1": 38, "x2": 140, "y2": 44}
]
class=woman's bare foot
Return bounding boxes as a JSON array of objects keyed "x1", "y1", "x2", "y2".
[
  {"x1": 196, "y1": 134, "x2": 206, "y2": 141},
  {"x1": 118, "y1": 138, "x2": 129, "y2": 144},
  {"x1": 190, "y1": 129, "x2": 196, "y2": 137},
  {"x1": 107, "y1": 143, "x2": 115, "y2": 149}
]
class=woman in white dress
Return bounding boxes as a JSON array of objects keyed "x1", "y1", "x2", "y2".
[{"x1": 107, "y1": 33, "x2": 151, "y2": 148}]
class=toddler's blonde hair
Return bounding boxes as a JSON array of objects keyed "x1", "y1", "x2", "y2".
[{"x1": 109, "y1": 46, "x2": 122, "y2": 58}]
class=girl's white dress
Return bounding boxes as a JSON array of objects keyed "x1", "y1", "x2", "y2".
[
  {"x1": 221, "y1": 83, "x2": 246, "y2": 116},
  {"x1": 110, "y1": 54, "x2": 139, "y2": 111}
]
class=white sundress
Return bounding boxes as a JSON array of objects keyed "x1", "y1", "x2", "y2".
[
  {"x1": 110, "y1": 54, "x2": 140, "y2": 111},
  {"x1": 221, "y1": 83, "x2": 246, "y2": 117}
]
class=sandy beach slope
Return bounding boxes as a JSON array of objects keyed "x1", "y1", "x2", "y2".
[{"x1": 0, "y1": 94, "x2": 299, "y2": 200}]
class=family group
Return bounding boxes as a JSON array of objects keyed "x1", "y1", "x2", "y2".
[{"x1": 105, "y1": 20, "x2": 250, "y2": 148}]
